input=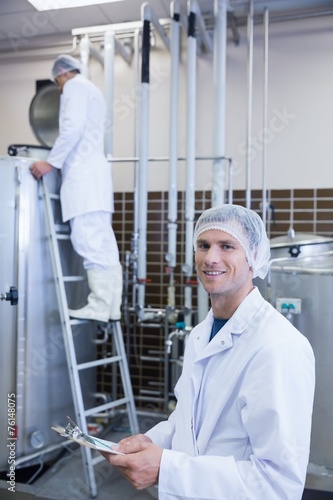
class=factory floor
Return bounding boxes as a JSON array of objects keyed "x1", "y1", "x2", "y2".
[{"x1": 1, "y1": 414, "x2": 332, "y2": 500}]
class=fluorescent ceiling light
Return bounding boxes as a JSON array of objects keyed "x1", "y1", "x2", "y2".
[{"x1": 27, "y1": 0, "x2": 125, "y2": 11}]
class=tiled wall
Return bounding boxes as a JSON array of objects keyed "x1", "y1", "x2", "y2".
[{"x1": 107, "y1": 188, "x2": 333, "y2": 410}]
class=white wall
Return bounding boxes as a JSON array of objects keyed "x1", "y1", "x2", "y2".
[{"x1": 0, "y1": 14, "x2": 332, "y2": 192}]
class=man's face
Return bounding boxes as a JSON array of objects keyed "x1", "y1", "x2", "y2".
[
  {"x1": 54, "y1": 73, "x2": 67, "y2": 93},
  {"x1": 194, "y1": 229, "x2": 253, "y2": 298}
]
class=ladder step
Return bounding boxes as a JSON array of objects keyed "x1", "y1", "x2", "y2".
[
  {"x1": 56, "y1": 234, "x2": 71, "y2": 241},
  {"x1": 63, "y1": 276, "x2": 85, "y2": 282},
  {"x1": 55, "y1": 224, "x2": 69, "y2": 233},
  {"x1": 77, "y1": 355, "x2": 122, "y2": 371},
  {"x1": 84, "y1": 397, "x2": 130, "y2": 418},
  {"x1": 69, "y1": 318, "x2": 90, "y2": 326},
  {"x1": 49, "y1": 193, "x2": 61, "y2": 201},
  {"x1": 92, "y1": 454, "x2": 104, "y2": 466}
]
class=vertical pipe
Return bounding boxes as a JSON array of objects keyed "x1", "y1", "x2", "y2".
[
  {"x1": 212, "y1": 0, "x2": 228, "y2": 208},
  {"x1": 245, "y1": 0, "x2": 254, "y2": 209},
  {"x1": 137, "y1": 7, "x2": 151, "y2": 318},
  {"x1": 80, "y1": 34, "x2": 90, "y2": 78},
  {"x1": 183, "y1": 0, "x2": 197, "y2": 326},
  {"x1": 104, "y1": 31, "x2": 115, "y2": 157},
  {"x1": 166, "y1": 1, "x2": 180, "y2": 304},
  {"x1": 131, "y1": 28, "x2": 141, "y2": 310},
  {"x1": 262, "y1": 8, "x2": 269, "y2": 227}
]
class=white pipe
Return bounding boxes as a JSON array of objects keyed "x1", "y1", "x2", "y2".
[
  {"x1": 89, "y1": 43, "x2": 104, "y2": 66},
  {"x1": 212, "y1": 0, "x2": 228, "y2": 208},
  {"x1": 262, "y1": 8, "x2": 269, "y2": 227},
  {"x1": 80, "y1": 34, "x2": 90, "y2": 78},
  {"x1": 183, "y1": 0, "x2": 197, "y2": 326},
  {"x1": 245, "y1": 0, "x2": 254, "y2": 209},
  {"x1": 137, "y1": 4, "x2": 151, "y2": 318},
  {"x1": 193, "y1": 0, "x2": 213, "y2": 53},
  {"x1": 132, "y1": 29, "x2": 141, "y2": 295},
  {"x1": 167, "y1": 1, "x2": 181, "y2": 272},
  {"x1": 114, "y1": 37, "x2": 133, "y2": 64},
  {"x1": 104, "y1": 31, "x2": 115, "y2": 157},
  {"x1": 141, "y1": 2, "x2": 171, "y2": 51}
]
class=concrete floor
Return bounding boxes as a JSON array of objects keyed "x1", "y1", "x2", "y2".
[{"x1": 1, "y1": 414, "x2": 332, "y2": 500}]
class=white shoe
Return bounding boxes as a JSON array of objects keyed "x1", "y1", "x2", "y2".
[{"x1": 68, "y1": 268, "x2": 114, "y2": 323}]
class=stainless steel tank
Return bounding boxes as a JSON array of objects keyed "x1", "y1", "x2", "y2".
[
  {"x1": 29, "y1": 82, "x2": 60, "y2": 147},
  {"x1": 0, "y1": 155, "x2": 95, "y2": 472},
  {"x1": 262, "y1": 251, "x2": 333, "y2": 490}
]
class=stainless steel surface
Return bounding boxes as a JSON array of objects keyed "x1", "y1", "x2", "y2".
[
  {"x1": 0, "y1": 155, "x2": 94, "y2": 472},
  {"x1": 263, "y1": 252, "x2": 333, "y2": 485},
  {"x1": 269, "y1": 232, "x2": 333, "y2": 258},
  {"x1": 29, "y1": 84, "x2": 60, "y2": 147}
]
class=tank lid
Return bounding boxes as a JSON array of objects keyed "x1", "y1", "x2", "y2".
[{"x1": 270, "y1": 232, "x2": 333, "y2": 248}]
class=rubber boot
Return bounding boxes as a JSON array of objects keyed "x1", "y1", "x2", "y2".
[
  {"x1": 68, "y1": 268, "x2": 113, "y2": 323},
  {"x1": 109, "y1": 264, "x2": 123, "y2": 321}
]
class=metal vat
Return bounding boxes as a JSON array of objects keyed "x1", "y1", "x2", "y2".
[
  {"x1": 269, "y1": 232, "x2": 333, "y2": 259},
  {"x1": 29, "y1": 83, "x2": 60, "y2": 147},
  {"x1": 0, "y1": 155, "x2": 94, "y2": 472},
  {"x1": 264, "y1": 252, "x2": 333, "y2": 490}
]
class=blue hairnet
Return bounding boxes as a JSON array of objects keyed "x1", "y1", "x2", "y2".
[
  {"x1": 51, "y1": 54, "x2": 82, "y2": 79},
  {"x1": 193, "y1": 204, "x2": 271, "y2": 279}
]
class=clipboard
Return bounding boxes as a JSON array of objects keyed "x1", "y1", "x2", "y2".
[{"x1": 51, "y1": 416, "x2": 124, "y2": 454}]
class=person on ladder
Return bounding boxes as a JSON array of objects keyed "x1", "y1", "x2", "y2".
[{"x1": 30, "y1": 54, "x2": 122, "y2": 323}]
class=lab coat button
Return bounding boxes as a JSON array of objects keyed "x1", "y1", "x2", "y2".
[{"x1": 221, "y1": 340, "x2": 225, "y2": 345}]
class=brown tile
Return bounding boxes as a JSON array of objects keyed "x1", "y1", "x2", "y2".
[
  {"x1": 317, "y1": 199, "x2": 333, "y2": 209},
  {"x1": 271, "y1": 190, "x2": 291, "y2": 199},
  {"x1": 294, "y1": 200, "x2": 314, "y2": 210},
  {"x1": 294, "y1": 189, "x2": 314, "y2": 198},
  {"x1": 294, "y1": 212, "x2": 313, "y2": 221},
  {"x1": 317, "y1": 188, "x2": 333, "y2": 197},
  {"x1": 317, "y1": 211, "x2": 333, "y2": 221}
]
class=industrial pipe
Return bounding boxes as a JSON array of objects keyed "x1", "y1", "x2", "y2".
[
  {"x1": 245, "y1": 0, "x2": 254, "y2": 209},
  {"x1": 166, "y1": 1, "x2": 181, "y2": 317},
  {"x1": 212, "y1": 0, "x2": 228, "y2": 207},
  {"x1": 183, "y1": 0, "x2": 198, "y2": 327},
  {"x1": 104, "y1": 31, "x2": 115, "y2": 156},
  {"x1": 80, "y1": 34, "x2": 90, "y2": 78},
  {"x1": 262, "y1": 8, "x2": 269, "y2": 227}
]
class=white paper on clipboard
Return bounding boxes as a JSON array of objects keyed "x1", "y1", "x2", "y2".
[{"x1": 51, "y1": 425, "x2": 124, "y2": 454}]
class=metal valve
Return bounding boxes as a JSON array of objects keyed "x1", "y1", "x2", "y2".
[{"x1": 0, "y1": 286, "x2": 18, "y2": 306}]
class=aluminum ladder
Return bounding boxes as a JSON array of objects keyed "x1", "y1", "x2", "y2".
[{"x1": 41, "y1": 178, "x2": 139, "y2": 498}]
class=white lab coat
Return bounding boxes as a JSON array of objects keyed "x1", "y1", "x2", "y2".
[
  {"x1": 47, "y1": 74, "x2": 113, "y2": 222},
  {"x1": 146, "y1": 287, "x2": 315, "y2": 500}
]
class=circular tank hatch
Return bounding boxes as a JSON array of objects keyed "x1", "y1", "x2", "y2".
[{"x1": 29, "y1": 83, "x2": 60, "y2": 147}]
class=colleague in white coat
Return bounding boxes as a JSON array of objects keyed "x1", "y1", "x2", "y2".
[
  {"x1": 103, "y1": 204, "x2": 315, "y2": 499},
  {"x1": 30, "y1": 54, "x2": 122, "y2": 322}
]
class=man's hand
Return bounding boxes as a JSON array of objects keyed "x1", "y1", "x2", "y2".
[
  {"x1": 102, "y1": 434, "x2": 163, "y2": 490},
  {"x1": 30, "y1": 161, "x2": 53, "y2": 180}
]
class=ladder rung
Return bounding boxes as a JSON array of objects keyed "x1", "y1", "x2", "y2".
[
  {"x1": 77, "y1": 355, "x2": 122, "y2": 371},
  {"x1": 55, "y1": 224, "x2": 69, "y2": 233},
  {"x1": 56, "y1": 234, "x2": 71, "y2": 241},
  {"x1": 63, "y1": 276, "x2": 85, "y2": 282},
  {"x1": 84, "y1": 397, "x2": 130, "y2": 418},
  {"x1": 49, "y1": 193, "x2": 61, "y2": 201},
  {"x1": 92, "y1": 454, "x2": 104, "y2": 466},
  {"x1": 140, "y1": 355, "x2": 164, "y2": 362},
  {"x1": 69, "y1": 318, "x2": 90, "y2": 326}
]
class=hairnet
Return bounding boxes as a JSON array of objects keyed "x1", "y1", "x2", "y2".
[
  {"x1": 193, "y1": 204, "x2": 271, "y2": 279},
  {"x1": 51, "y1": 54, "x2": 82, "y2": 79}
]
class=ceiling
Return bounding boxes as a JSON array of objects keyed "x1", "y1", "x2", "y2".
[{"x1": 0, "y1": 0, "x2": 332, "y2": 55}]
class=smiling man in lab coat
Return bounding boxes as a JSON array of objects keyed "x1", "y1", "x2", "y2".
[
  {"x1": 103, "y1": 204, "x2": 315, "y2": 499},
  {"x1": 30, "y1": 54, "x2": 122, "y2": 323}
]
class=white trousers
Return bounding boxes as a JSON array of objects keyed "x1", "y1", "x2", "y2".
[{"x1": 70, "y1": 211, "x2": 120, "y2": 270}]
